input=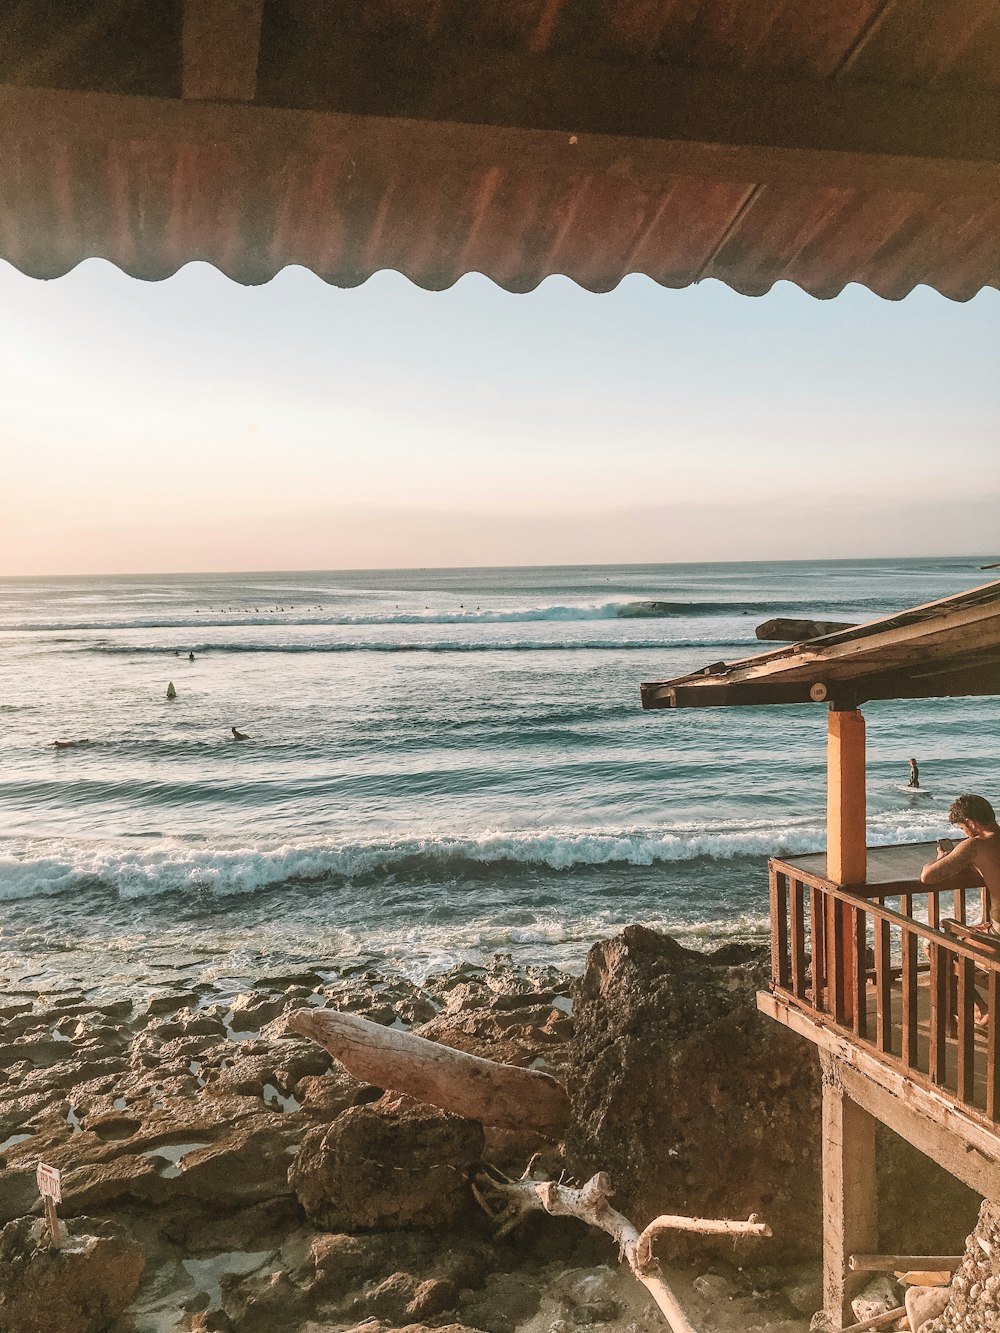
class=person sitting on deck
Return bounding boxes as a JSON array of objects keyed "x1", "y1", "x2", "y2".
[
  {"x1": 921, "y1": 795, "x2": 1000, "y2": 1026},
  {"x1": 921, "y1": 793, "x2": 1000, "y2": 936}
]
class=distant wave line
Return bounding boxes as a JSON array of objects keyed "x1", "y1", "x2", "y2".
[
  {"x1": 77, "y1": 637, "x2": 752, "y2": 656},
  {"x1": 0, "y1": 596, "x2": 888, "y2": 634}
]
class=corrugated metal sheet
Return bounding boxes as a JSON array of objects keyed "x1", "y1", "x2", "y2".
[{"x1": 0, "y1": 0, "x2": 998, "y2": 297}]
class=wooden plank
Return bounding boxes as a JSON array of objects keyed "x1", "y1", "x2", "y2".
[
  {"x1": 928, "y1": 891, "x2": 941, "y2": 931},
  {"x1": 790, "y1": 877, "x2": 807, "y2": 1000},
  {"x1": 259, "y1": 26, "x2": 1000, "y2": 177},
  {"x1": 900, "y1": 910, "x2": 919, "y2": 1070},
  {"x1": 758, "y1": 992, "x2": 1000, "y2": 1202},
  {"x1": 956, "y1": 955, "x2": 976, "y2": 1105},
  {"x1": 848, "y1": 1254, "x2": 964, "y2": 1273},
  {"x1": 954, "y1": 887, "x2": 967, "y2": 924},
  {"x1": 812, "y1": 883, "x2": 827, "y2": 1011},
  {"x1": 852, "y1": 904, "x2": 867, "y2": 1039},
  {"x1": 989, "y1": 971, "x2": 1000, "y2": 1123},
  {"x1": 821, "y1": 1054, "x2": 878, "y2": 1324},
  {"x1": 4, "y1": 81, "x2": 1000, "y2": 212},
  {"x1": 183, "y1": 0, "x2": 264, "y2": 103},
  {"x1": 827, "y1": 892, "x2": 847, "y2": 1025},
  {"x1": 874, "y1": 909, "x2": 892, "y2": 1055},
  {"x1": 770, "y1": 867, "x2": 790, "y2": 990},
  {"x1": 928, "y1": 941, "x2": 949, "y2": 1087}
]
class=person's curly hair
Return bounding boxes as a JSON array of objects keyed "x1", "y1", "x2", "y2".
[{"x1": 949, "y1": 793, "x2": 998, "y2": 828}]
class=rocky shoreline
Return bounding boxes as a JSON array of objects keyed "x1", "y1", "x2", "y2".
[{"x1": 0, "y1": 927, "x2": 983, "y2": 1333}]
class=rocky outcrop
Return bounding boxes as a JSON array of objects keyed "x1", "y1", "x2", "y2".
[
  {"x1": 942, "y1": 1200, "x2": 1000, "y2": 1331},
  {"x1": 0, "y1": 1215, "x2": 144, "y2": 1333},
  {"x1": 289, "y1": 1092, "x2": 485, "y2": 1231},
  {"x1": 564, "y1": 925, "x2": 824, "y2": 1259},
  {"x1": 755, "y1": 618, "x2": 855, "y2": 642}
]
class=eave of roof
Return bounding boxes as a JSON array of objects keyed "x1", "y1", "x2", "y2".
[
  {"x1": 640, "y1": 581, "x2": 1000, "y2": 710},
  {"x1": 1, "y1": 0, "x2": 999, "y2": 299}
]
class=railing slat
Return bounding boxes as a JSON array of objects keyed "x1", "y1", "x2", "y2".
[
  {"x1": 770, "y1": 867, "x2": 790, "y2": 991},
  {"x1": 875, "y1": 905, "x2": 892, "y2": 1055},
  {"x1": 928, "y1": 890, "x2": 941, "y2": 931},
  {"x1": 811, "y1": 884, "x2": 826, "y2": 1011},
  {"x1": 852, "y1": 904, "x2": 867, "y2": 1038},
  {"x1": 827, "y1": 893, "x2": 846, "y2": 1026},
  {"x1": 956, "y1": 955, "x2": 976, "y2": 1105},
  {"x1": 900, "y1": 899, "x2": 919, "y2": 1071},
  {"x1": 928, "y1": 941, "x2": 949, "y2": 1088},
  {"x1": 790, "y1": 878, "x2": 806, "y2": 999},
  {"x1": 989, "y1": 972, "x2": 1000, "y2": 1123},
  {"x1": 954, "y1": 887, "x2": 967, "y2": 925}
]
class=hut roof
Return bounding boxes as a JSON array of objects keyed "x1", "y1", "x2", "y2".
[
  {"x1": 640, "y1": 580, "x2": 1000, "y2": 710},
  {"x1": 1, "y1": 0, "x2": 998, "y2": 297}
]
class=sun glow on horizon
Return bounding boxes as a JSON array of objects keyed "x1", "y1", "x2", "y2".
[{"x1": 2, "y1": 261, "x2": 998, "y2": 576}]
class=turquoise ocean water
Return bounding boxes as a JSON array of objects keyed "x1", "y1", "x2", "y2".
[{"x1": 1, "y1": 557, "x2": 997, "y2": 996}]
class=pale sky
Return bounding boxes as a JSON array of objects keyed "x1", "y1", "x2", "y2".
[{"x1": 1, "y1": 259, "x2": 998, "y2": 575}]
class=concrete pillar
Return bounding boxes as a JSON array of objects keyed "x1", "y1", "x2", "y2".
[{"x1": 821, "y1": 1053, "x2": 879, "y2": 1323}]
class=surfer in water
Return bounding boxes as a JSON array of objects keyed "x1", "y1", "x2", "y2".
[
  {"x1": 231, "y1": 726, "x2": 249, "y2": 741},
  {"x1": 907, "y1": 757, "x2": 920, "y2": 788}
]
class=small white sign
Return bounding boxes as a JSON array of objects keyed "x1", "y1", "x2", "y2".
[{"x1": 36, "y1": 1163, "x2": 61, "y2": 1203}]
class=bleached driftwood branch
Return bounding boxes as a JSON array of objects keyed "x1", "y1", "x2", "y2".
[
  {"x1": 286, "y1": 1007, "x2": 570, "y2": 1138},
  {"x1": 473, "y1": 1163, "x2": 771, "y2": 1333}
]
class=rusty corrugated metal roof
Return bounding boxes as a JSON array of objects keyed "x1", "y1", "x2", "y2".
[{"x1": 0, "y1": 0, "x2": 998, "y2": 297}]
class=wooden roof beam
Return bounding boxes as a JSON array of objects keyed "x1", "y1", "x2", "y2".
[
  {"x1": 256, "y1": 38, "x2": 1000, "y2": 188},
  {"x1": 1, "y1": 81, "x2": 998, "y2": 209},
  {"x1": 183, "y1": 0, "x2": 263, "y2": 103},
  {"x1": 640, "y1": 657, "x2": 1000, "y2": 710}
]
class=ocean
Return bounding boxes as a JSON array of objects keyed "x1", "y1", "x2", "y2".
[{"x1": 1, "y1": 557, "x2": 996, "y2": 1000}]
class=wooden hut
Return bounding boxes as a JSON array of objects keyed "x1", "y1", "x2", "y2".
[
  {"x1": 2, "y1": 3, "x2": 998, "y2": 1324},
  {"x1": 642, "y1": 581, "x2": 1000, "y2": 1321}
]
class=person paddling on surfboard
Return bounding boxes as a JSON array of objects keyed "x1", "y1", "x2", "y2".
[
  {"x1": 907, "y1": 757, "x2": 920, "y2": 788},
  {"x1": 231, "y1": 726, "x2": 249, "y2": 741}
]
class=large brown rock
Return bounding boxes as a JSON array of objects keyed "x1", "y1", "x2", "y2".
[
  {"x1": 0, "y1": 1214, "x2": 144, "y2": 1333},
  {"x1": 564, "y1": 926, "x2": 823, "y2": 1259},
  {"x1": 289, "y1": 1092, "x2": 484, "y2": 1231}
]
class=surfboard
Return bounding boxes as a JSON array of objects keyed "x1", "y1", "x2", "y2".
[{"x1": 897, "y1": 784, "x2": 932, "y2": 796}]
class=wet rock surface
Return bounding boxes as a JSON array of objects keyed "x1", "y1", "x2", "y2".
[
  {"x1": 0, "y1": 935, "x2": 847, "y2": 1331},
  {"x1": 0, "y1": 1214, "x2": 144, "y2": 1333},
  {"x1": 564, "y1": 925, "x2": 823, "y2": 1259},
  {"x1": 290, "y1": 1092, "x2": 485, "y2": 1231},
  {"x1": 942, "y1": 1200, "x2": 1000, "y2": 1332}
]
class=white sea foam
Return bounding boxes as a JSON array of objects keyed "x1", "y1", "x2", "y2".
[{"x1": 0, "y1": 814, "x2": 953, "y2": 903}]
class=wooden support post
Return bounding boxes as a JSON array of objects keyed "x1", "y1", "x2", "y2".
[
  {"x1": 821, "y1": 1053, "x2": 878, "y2": 1324},
  {"x1": 827, "y1": 708, "x2": 867, "y2": 885},
  {"x1": 828, "y1": 708, "x2": 866, "y2": 1025}
]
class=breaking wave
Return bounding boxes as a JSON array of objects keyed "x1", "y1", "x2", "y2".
[{"x1": 0, "y1": 814, "x2": 950, "y2": 903}]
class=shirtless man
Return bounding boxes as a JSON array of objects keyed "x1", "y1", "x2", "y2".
[
  {"x1": 921, "y1": 793, "x2": 1000, "y2": 934},
  {"x1": 921, "y1": 795, "x2": 1000, "y2": 1024}
]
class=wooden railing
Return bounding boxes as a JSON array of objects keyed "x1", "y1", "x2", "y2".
[{"x1": 769, "y1": 854, "x2": 1000, "y2": 1125}]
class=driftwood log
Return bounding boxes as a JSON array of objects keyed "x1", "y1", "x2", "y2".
[
  {"x1": 286, "y1": 1007, "x2": 571, "y2": 1138},
  {"x1": 473, "y1": 1163, "x2": 771, "y2": 1333}
]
